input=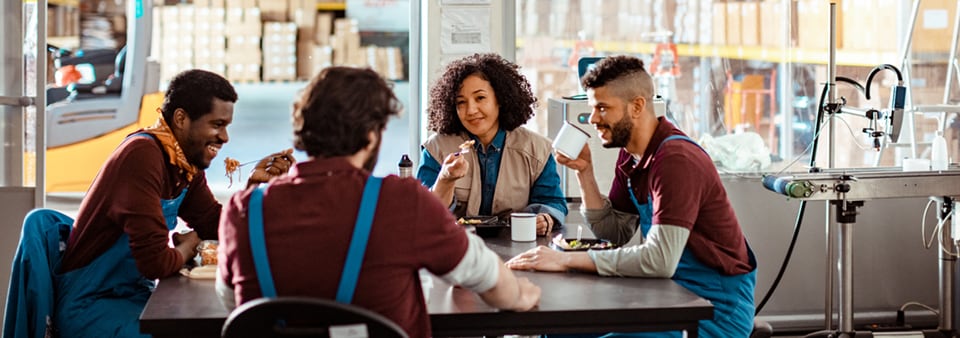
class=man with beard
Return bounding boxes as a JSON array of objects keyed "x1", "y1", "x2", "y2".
[
  {"x1": 216, "y1": 67, "x2": 541, "y2": 338},
  {"x1": 47, "y1": 69, "x2": 293, "y2": 337},
  {"x1": 506, "y1": 56, "x2": 756, "y2": 338}
]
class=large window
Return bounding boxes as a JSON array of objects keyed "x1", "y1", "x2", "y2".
[{"x1": 516, "y1": 0, "x2": 958, "y2": 173}]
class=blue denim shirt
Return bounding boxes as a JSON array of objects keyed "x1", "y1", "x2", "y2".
[{"x1": 417, "y1": 129, "x2": 568, "y2": 226}]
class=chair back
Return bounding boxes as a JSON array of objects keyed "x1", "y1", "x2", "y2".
[
  {"x1": 221, "y1": 297, "x2": 408, "y2": 338},
  {"x1": 3, "y1": 208, "x2": 73, "y2": 338}
]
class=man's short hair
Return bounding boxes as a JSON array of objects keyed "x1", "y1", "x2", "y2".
[
  {"x1": 294, "y1": 67, "x2": 401, "y2": 158},
  {"x1": 161, "y1": 69, "x2": 237, "y2": 123},
  {"x1": 580, "y1": 55, "x2": 652, "y2": 103}
]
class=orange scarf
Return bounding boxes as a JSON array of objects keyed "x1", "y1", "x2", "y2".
[{"x1": 142, "y1": 116, "x2": 198, "y2": 182}]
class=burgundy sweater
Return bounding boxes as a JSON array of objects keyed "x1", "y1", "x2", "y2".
[
  {"x1": 219, "y1": 158, "x2": 469, "y2": 338},
  {"x1": 59, "y1": 135, "x2": 221, "y2": 279}
]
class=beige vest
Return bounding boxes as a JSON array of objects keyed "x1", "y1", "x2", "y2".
[{"x1": 423, "y1": 127, "x2": 554, "y2": 217}]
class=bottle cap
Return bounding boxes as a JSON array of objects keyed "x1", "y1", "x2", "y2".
[{"x1": 399, "y1": 154, "x2": 412, "y2": 167}]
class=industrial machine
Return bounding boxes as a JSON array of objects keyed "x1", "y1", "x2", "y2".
[{"x1": 43, "y1": 0, "x2": 161, "y2": 192}]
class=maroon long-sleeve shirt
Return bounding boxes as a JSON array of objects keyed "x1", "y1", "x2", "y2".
[{"x1": 59, "y1": 135, "x2": 221, "y2": 279}]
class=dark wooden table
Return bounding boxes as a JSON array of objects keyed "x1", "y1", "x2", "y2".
[{"x1": 140, "y1": 226, "x2": 713, "y2": 337}]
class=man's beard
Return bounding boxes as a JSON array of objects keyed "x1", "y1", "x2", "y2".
[
  {"x1": 603, "y1": 110, "x2": 633, "y2": 148},
  {"x1": 183, "y1": 137, "x2": 214, "y2": 170},
  {"x1": 362, "y1": 140, "x2": 381, "y2": 171}
]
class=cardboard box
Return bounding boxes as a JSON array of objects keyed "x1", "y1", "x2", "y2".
[
  {"x1": 742, "y1": 2, "x2": 760, "y2": 46},
  {"x1": 761, "y1": 0, "x2": 782, "y2": 47},
  {"x1": 673, "y1": 0, "x2": 699, "y2": 44},
  {"x1": 914, "y1": 0, "x2": 957, "y2": 52},
  {"x1": 315, "y1": 12, "x2": 334, "y2": 45},
  {"x1": 712, "y1": 2, "x2": 726, "y2": 45},
  {"x1": 797, "y1": 0, "x2": 843, "y2": 50},
  {"x1": 726, "y1": 2, "x2": 742, "y2": 46},
  {"x1": 260, "y1": 0, "x2": 288, "y2": 21}
]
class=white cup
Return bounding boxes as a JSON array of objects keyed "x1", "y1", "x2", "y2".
[
  {"x1": 510, "y1": 213, "x2": 537, "y2": 242},
  {"x1": 902, "y1": 158, "x2": 931, "y2": 172},
  {"x1": 552, "y1": 121, "x2": 591, "y2": 160}
]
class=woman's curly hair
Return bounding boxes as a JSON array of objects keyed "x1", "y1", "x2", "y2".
[{"x1": 427, "y1": 53, "x2": 537, "y2": 135}]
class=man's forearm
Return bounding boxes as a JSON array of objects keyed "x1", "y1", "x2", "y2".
[
  {"x1": 478, "y1": 263, "x2": 522, "y2": 309},
  {"x1": 563, "y1": 251, "x2": 598, "y2": 273},
  {"x1": 431, "y1": 179, "x2": 455, "y2": 207},
  {"x1": 575, "y1": 168, "x2": 604, "y2": 209}
]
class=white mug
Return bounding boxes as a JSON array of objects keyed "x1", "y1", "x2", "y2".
[
  {"x1": 510, "y1": 213, "x2": 537, "y2": 242},
  {"x1": 552, "y1": 121, "x2": 591, "y2": 160}
]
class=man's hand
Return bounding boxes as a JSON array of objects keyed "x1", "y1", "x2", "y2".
[
  {"x1": 247, "y1": 149, "x2": 296, "y2": 187},
  {"x1": 536, "y1": 213, "x2": 554, "y2": 236},
  {"x1": 554, "y1": 145, "x2": 592, "y2": 173},
  {"x1": 173, "y1": 231, "x2": 201, "y2": 265},
  {"x1": 505, "y1": 246, "x2": 568, "y2": 272},
  {"x1": 510, "y1": 277, "x2": 541, "y2": 311},
  {"x1": 438, "y1": 152, "x2": 469, "y2": 183}
]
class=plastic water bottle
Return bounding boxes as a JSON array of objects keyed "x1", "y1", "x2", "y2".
[
  {"x1": 931, "y1": 131, "x2": 949, "y2": 171},
  {"x1": 398, "y1": 154, "x2": 413, "y2": 178}
]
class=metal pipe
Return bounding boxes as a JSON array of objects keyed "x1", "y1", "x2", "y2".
[
  {"x1": 903, "y1": 0, "x2": 921, "y2": 159},
  {"x1": 939, "y1": 198, "x2": 955, "y2": 331},
  {"x1": 941, "y1": 0, "x2": 960, "y2": 132},
  {"x1": 825, "y1": 208, "x2": 835, "y2": 330},
  {"x1": 36, "y1": 0, "x2": 47, "y2": 207},
  {"x1": 824, "y1": 2, "x2": 839, "y2": 331},
  {"x1": 827, "y1": 2, "x2": 837, "y2": 168},
  {"x1": 0, "y1": 96, "x2": 33, "y2": 107},
  {"x1": 839, "y1": 221, "x2": 854, "y2": 334},
  {"x1": 0, "y1": 0, "x2": 24, "y2": 187},
  {"x1": 900, "y1": 0, "x2": 921, "y2": 64}
]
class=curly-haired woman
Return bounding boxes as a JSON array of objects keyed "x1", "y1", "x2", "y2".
[{"x1": 418, "y1": 53, "x2": 567, "y2": 236}]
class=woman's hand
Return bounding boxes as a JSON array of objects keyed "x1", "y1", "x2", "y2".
[
  {"x1": 247, "y1": 149, "x2": 295, "y2": 186},
  {"x1": 438, "y1": 152, "x2": 469, "y2": 183},
  {"x1": 536, "y1": 213, "x2": 554, "y2": 236}
]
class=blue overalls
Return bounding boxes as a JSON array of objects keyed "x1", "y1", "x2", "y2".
[
  {"x1": 620, "y1": 135, "x2": 757, "y2": 338},
  {"x1": 247, "y1": 176, "x2": 382, "y2": 303},
  {"x1": 558, "y1": 136, "x2": 757, "y2": 338},
  {"x1": 54, "y1": 133, "x2": 188, "y2": 338}
]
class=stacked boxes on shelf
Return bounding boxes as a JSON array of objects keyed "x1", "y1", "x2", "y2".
[
  {"x1": 158, "y1": 5, "x2": 195, "y2": 83},
  {"x1": 48, "y1": 4, "x2": 80, "y2": 38},
  {"x1": 331, "y1": 18, "x2": 361, "y2": 66},
  {"x1": 154, "y1": 0, "x2": 404, "y2": 83},
  {"x1": 224, "y1": 0, "x2": 262, "y2": 82},
  {"x1": 671, "y1": 0, "x2": 700, "y2": 44},
  {"x1": 194, "y1": 0, "x2": 227, "y2": 77},
  {"x1": 262, "y1": 22, "x2": 298, "y2": 81},
  {"x1": 290, "y1": 0, "x2": 324, "y2": 80}
]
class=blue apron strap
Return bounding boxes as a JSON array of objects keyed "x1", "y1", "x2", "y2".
[
  {"x1": 247, "y1": 184, "x2": 278, "y2": 298},
  {"x1": 661, "y1": 134, "x2": 706, "y2": 154},
  {"x1": 336, "y1": 175, "x2": 383, "y2": 304}
]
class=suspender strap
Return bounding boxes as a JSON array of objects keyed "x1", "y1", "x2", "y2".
[
  {"x1": 336, "y1": 175, "x2": 382, "y2": 304},
  {"x1": 248, "y1": 185, "x2": 277, "y2": 298},
  {"x1": 247, "y1": 176, "x2": 383, "y2": 303}
]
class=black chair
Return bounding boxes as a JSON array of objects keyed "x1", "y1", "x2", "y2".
[{"x1": 221, "y1": 297, "x2": 408, "y2": 338}]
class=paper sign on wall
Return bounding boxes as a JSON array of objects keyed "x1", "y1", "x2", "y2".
[{"x1": 440, "y1": 7, "x2": 491, "y2": 54}]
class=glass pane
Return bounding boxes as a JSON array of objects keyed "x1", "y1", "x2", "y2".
[
  {"x1": 516, "y1": 0, "x2": 957, "y2": 173},
  {"x1": 0, "y1": 1, "x2": 29, "y2": 188}
]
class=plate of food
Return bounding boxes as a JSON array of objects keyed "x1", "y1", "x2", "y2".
[
  {"x1": 457, "y1": 216, "x2": 507, "y2": 237},
  {"x1": 180, "y1": 240, "x2": 219, "y2": 279},
  {"x1": 550, "y1": 235, "x2": 617, "y2": 251}
]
